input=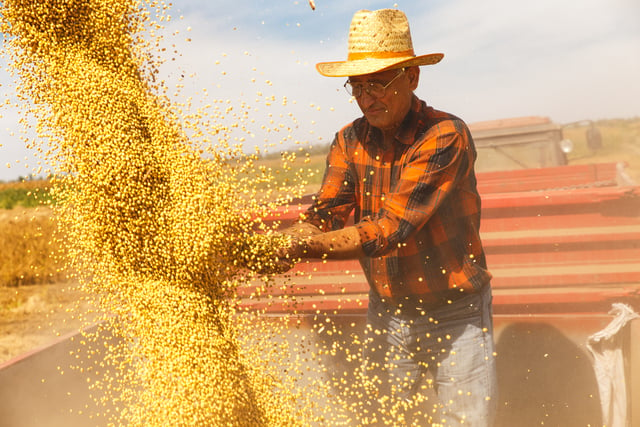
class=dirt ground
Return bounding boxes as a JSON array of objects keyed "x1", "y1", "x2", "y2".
[{"x1": 0, "y1": 282, "x2": 89, "y2": 364}]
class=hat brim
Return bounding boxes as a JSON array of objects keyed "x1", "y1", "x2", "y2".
[{"x1": 316, "y1": 53, "x2": 444, "y2": 77}]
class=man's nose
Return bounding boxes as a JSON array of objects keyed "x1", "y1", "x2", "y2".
[{"x1": 357, "y1": 91, "x2": 377, "y2": 110}]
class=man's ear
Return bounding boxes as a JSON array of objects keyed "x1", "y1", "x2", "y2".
[{"x1": 407, "y1": 66, "x2": 420, "y2": 91}]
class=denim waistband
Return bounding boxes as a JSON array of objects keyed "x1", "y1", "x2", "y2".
[{"x1": 369, "y1": 285, "x2": 490, "y2": 318}]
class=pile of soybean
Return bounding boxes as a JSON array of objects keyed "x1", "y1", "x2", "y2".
[{"x1": 0, "y1": 1, "x2": 353, "y2": 425}]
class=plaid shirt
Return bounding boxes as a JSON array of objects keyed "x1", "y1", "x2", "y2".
[{"x1": 304, "y1": 96, "x2": 492, "y2": 307}]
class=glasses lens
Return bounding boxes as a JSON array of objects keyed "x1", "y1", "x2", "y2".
[
  {"x1": 345, "y1": 69, "x2": 404, "y2": 98},
  {"x1": 367, "y1": 83, "x2": 385, "y2": 98},
  {"x1": 344, "y1": 82, "x2": 359, "y2": 97},
  {"x1": 345, "y1": 82, "x2": 385, "y2": 98}
]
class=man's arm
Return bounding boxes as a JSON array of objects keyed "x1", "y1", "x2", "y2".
[
  {"x1": 298, "y1": 226, "x2": 364, "y2": 260},
  {"x1": 282, "y1": 222, "x2": 364, "y2": 261}
]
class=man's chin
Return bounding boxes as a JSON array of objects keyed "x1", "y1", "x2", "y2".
[
  {"x1": 365, "y1": 115, "x2": 390, "y2": 129},
  {"x1": 367, "y1": 118, "x2": 398, "y2": 133}
]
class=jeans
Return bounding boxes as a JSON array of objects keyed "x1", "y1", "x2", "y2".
[{"x1": 361, "y1": 285, "x2": 497, "y2": 426}]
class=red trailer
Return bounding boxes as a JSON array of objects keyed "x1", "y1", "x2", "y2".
[{"x1": 240, "y1": 161, "x2": 640, "y2": 426}]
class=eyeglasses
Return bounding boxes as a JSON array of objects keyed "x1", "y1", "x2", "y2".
[{"x1": 344, "y1": 68, "x2": 405, "y2": 98}]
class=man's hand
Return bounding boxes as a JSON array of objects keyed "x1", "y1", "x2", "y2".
[
  {"x1": 252, "y1": 222, "x2": 364, "y2": 275},
  {"x1": 257, "y1": 221, "x2": 320, "y2": 274},
  {"x1": 282, "y1": 221, "x2": 323, "y2": 238},
  {"x1": 285, "y1": 225, "x2": 364, "y2": 261},
  {"x1": 269, "y1": 238, "x2": 308, "y2": 274}
]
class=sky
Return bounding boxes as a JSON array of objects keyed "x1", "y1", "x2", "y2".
[{"x1": 1, "y1": 0, "x2": 639, "y2": 181}]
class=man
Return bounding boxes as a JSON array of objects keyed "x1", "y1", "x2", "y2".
[{"x1": 277, "y1": 9, "x2": 497, "y2": 426}]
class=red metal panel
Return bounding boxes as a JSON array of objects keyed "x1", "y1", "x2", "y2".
[
  {"x1": 241, "y1": 263, "x2": 640, "y2": 296},
  {"x1": 492, "y1": 287, "x2": 640, "y2": 311},
  {"x1": 482, "y1": 186, "x2": 640, "y2": 209},
  {"x1": 264, "y1": 187, "x2": 640, "y2": 231},
  {"x1": 238, "y1": 286, "x2": 640, "y2": 316},
  {"x1": 477, "y1": 162, "x2": 619, "y2": 194},
  {"x1": 483, "y1": 229, "x2": 640, "y2": 246},
  {"x1": 483, "y1": 215, "x2": 640, "y2": 232},
  {"x1": 486, "y1": 246, "x2": 640, "y2": 267}
]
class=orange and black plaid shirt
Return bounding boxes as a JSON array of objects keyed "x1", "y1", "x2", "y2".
[{"x1": 304, "y1": 96, "x2": 492, "y2": 307}]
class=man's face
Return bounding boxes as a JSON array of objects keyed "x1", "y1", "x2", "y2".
[{"x1": 348, "y1": 66, "x2": 419, "y2": 133}]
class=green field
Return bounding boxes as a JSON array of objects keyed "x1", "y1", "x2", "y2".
[
  {"x1": 564, "y1": 117, "x2": 640, "y2": 182},
  {"x1": 0, "y1": 179, "x2": 52, "y2": 209}
]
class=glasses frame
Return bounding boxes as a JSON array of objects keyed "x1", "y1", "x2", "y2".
[{"x1": 344, "y1": 68, "x2": 406, "y2": 99}]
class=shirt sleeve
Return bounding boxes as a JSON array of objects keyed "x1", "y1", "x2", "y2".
[
  {"x1": 303, "y1": 131, "x2": 357, "y2": 231},
  {"x1": 356, "y1": 122, "x2": 474, "y2": 257}
]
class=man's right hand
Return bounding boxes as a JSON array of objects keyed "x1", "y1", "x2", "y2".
[{"x1": 269, "y1": 237, "x2": 308, "y2": 274}]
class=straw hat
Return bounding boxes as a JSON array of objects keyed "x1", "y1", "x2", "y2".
[{"x1": 316, "y1": 9, "x2": 443, "y2": 77}]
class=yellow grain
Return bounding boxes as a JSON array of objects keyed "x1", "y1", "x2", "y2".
[{"x1": 0, "y1": 1, "x2": 457, "y2": 425}]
